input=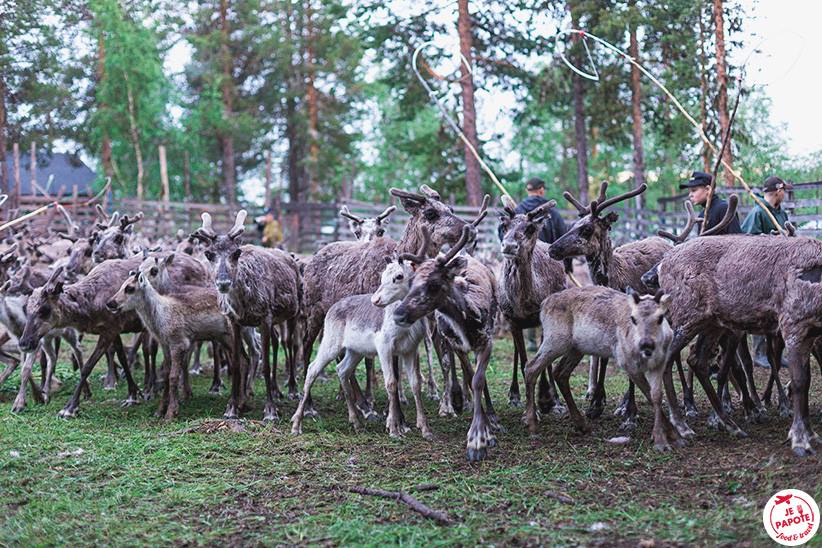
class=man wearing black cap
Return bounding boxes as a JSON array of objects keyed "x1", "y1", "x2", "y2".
[
  {"x1": 679, "y1": 170, "x2": 742, "y2": 234},
  {"x1": 741, "y1": 175, "x2": 792, "y2": 235}
]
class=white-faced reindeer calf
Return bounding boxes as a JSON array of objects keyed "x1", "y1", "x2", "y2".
[
  {"x1": 523, "y1": 286, "x2": 680, "y2": 450},
  {"x1": 291, "y1": 253, "x2": 432, "y2": 439}
]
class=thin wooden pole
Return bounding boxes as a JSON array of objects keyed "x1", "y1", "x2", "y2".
[
  {"x1": 30, "y1": 141, "x2": 36, "y2": 196},
  {"x1": 183, "y1": 150, "x2": 191, "y2": 201},
  {"x1": 12, "y1": 142, "x2": 19, "y2": 209},
  {"x1": 159, "y1": 144, "x2": 170, "y2": 208},
  {"x1": 264, "y1": 149, "x2": 272, "y2": 210}
]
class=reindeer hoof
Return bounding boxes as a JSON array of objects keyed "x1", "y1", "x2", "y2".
[
  {"x1": 586, "y1": 402, "x2": 604, "y2": 420},
  {"x1": 466, "y1": 447, "x2": 487, "y2": 462},
  {"x1": 303, "y1": 406, "x2": 319, "y2": 419},
  {"x1": 288, "y1": 391, "x2": 301, "y2": 401},
  {"x1": 58, "y1": 407, "x2": 78, "y2": 419},
  {"x1": 654, "y1": 442, "x2": 672, "y2": 452},
  {"x1": 706, "y1": 411, "x2": 722, "y2": 430},
  {"x1": 792, "y1": 446, "x2": 815, "y2": 457},
  {"x1": 11, "y1": 403, "x2": 25, "y2": 414},
  {"x1": 684, "y1": 403, "x2": 699, "y2": 418},
  {"x1": 263, "y1": 404, "x2": 279, "y2": 422},
  {"x1": 426, "y1": 388, "x2": 440, "y2": 402},
  {"x1": 421, "y1": 430, "x2": 436, "y2": 441},
  {"x1": 508, "y1": 394, "x2": 523, "y2": 408},
  {"x1": 673, "y1": 437, "x2": 688, "y2": 448},
  {"x1": 120, "y1": 397, "x2": 140, "y2": 408},
  {"x1": 779, "y1": 405, "x2": 793, "y2": 418}
]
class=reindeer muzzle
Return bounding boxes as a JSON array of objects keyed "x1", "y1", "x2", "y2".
[{"x1": 639, "y1": 340, "x2": 656, "y2": 358}]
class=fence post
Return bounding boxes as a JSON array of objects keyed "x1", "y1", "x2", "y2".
[
  {"x1": 264, "y1": 150, "x2": 272, "y2": 210},
  {"x1": 30, "y1": 141, "x2": 36, "y2": 197},
  {"x1": 159, "y1": 145, "x2": 170, "y2": 208}
]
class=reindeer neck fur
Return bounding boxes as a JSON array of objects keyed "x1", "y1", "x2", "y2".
[
  {"x1": 586, "y1": 233, "x2": 619, "y2": 288},
  {"x1": 435, "y1": 278, "x2": 489, "y2": 352},
  {"x1": 132, "y1": 281, "x2": 172, "y2": 340},
  {"x1": 381, "y1": 300, "x2": 426, "y2": 354},
  {"x1": 397, "y1": 219, "x2": 427, "y2": 255},
  {"x1": 501, "y1": 244, "x2": 538, "y2": 320}
]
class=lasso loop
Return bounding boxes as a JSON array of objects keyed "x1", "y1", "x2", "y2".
[
  {"x1": 553, "y1": 28, "x2": 785, "y2": 235},
  {"x1": 412, "y1": 42, "x2": 512, "y2": 198}
]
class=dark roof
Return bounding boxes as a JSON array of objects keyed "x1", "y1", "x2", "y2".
[{"x1": 3, "y1": 151, "x2": 96, "y2": 196}]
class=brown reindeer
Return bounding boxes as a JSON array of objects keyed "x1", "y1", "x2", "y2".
[
  {"x1": 193, "y1": 210, "x2": 301, "y2": 420},
  {"x1": 496, "y1": 195, "x2": 566, "y2": 412},
  {"x1": 393, "y1": 221, "x2": 500, "y2": 461},
  {"x1": 655, "y1": 233, "x2": 822, "y2": 455},
  {"x1": 549, "y1": 182, "x2": 671, "y2": 424},
  {"x1": 523, "y1": 286, "x2": 679, "y2": 450}
]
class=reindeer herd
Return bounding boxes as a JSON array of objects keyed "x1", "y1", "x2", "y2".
[{"x1": 0, "y1": 183, "x2": 819, "y2": 461}]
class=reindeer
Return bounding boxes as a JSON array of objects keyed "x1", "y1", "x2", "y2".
[
  {"x1": 291, "y1": 249, "x2": 432, "y2": 439},
  {"x1": 496, "y1": 195, "x2": 566, "y2": 412},
  {"x1": 549, "y1": 182, "x2": 671, "y2": 424},
  {"x1": 193, "y1": 210, "x2": 301, "y2": 420},
  {"x1": 523, "y1": 286, "x2": 679, "y2": 450},
  {"x1": 339, "y1": 205, "x2": 396, "y2": 242},
  {"x1": 393, "y1": 221, "x2": 500, "y2": 461},
  {"x1": 300, "y1": 185, "x2": 484, "y2": 418},
  {"x1": 106, "y1": 271, "x2": 233, "y2": 420},
  {"x1": 653, "y1": 232, "x2": 822, "y2": 455},
  {"x1": 0, "y1": 269, "x2": 84, "y2": 412},
  {"x1": 91, "y1": 211, "x2": 144, "y2": 263}
]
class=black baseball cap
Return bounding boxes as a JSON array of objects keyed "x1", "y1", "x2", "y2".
[
  {"x1": 762, "y1": 176, "x2": 793, "y2": 192},
  {"x1": 526, "y1": 177, "x2": 546, "y2": 191},
  {"x1": 679, "y1": 171, "x2": 712, "y2": 189}
]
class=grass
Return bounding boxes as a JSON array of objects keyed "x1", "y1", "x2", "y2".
[{"x1": 1, "y1": 337, "x2": 820, "y2": 546}]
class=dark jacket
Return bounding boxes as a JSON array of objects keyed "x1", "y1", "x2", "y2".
[{"x1": 699, "y1": 196, "x2": 742, "y2": 235}]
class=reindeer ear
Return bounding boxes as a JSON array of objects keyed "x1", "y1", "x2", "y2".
[
  {"x1": 659, "y1": 294, "x2": 671, "y2": 310},
  {"x1": 51, "y1": 281, "x2": 64, "y2": 295},
  {"x1": 445, "y1": 255, "x2": 468, "y2": 275},
  {"x1": 603, "y1": 212, "x2": 619, "y2": 226},
  {"x1": 384, "y1": 255, "x2": 393, "y2": 265},
  {"x1": 164, "y1": 253, "x2": 175, "y2": 266}
]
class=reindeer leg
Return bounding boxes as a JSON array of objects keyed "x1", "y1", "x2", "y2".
[
  {"x1": 554, "y1": 352, "x2": 589, "y2": 434},
  {"x1": 422, "y1": 326, "x2": 439, "y2": 401},
  {"x1": 783, "y1": 333, "x2": 816, "y2": 456},
  {"x1": 586, "y1": 356, "x2": 597, "y2": 401},
  {"x1": 59, "y1": 334, "x2": 113, "y2": 418},
  {"x1": 165, "y1": 347, "x2": 185, "y2": 420},
  {"x1": 11, "y1": 353, "x2": 38, "y2": 413},
  {"x1": 224, "y1": 324, "x2": 244, "y2": 419},
  {"x1": 523, "y1": 342, "x2": 558, "y2": 435},
  {"x1": 156, "y1": 353, "x2": 170, "y2": 417},
  {"x1": 189, "y1": 341, "x2": 203, "y2": 376},
  {"x1": 466, "y1": 344, "x2": 496, "y2": 462},
  {"x1": 337, "y1": 351, "x2": 364, "y2": 433},
  {"x1": 586, "y1": 356, "x2": 607, "y2": 419},
  {"x1": 269, "y1": 325, "x2": 283, "y2": 399},
  {"x1": 291, "y1": 337, "x2": 340, "y2": 433},
  {"x1": 675, "y1": 351, "x2": 697, "y2": 417},
  {"x1": 538, "y1": 335, "x2": 565, "y2": 415},
  {"x1": 691, "y1": 334, "x2": 746, "y2": 438},
  {"x1": 732, "y1": 337, "x2": 764, "y2": 422},
  {"x1": 102, "y1": 346, "x2": 118, "y2": 390},
  {"x1": 364, "y1": 357, "x2": 375, "y2": 406},
  {"x1": 405, "y1": 351, "x2": 434, "y2": 440},
  {"x1": 261, "y1": 325, "x2": 279, "y2": 421},
  {"x1": 114, "y1": 335, "x2": 142, "y2": 406},
  {"x1": 508, "y1": 329, "x2": 524, "y2": 407},
  {"x1": 0, "y1": 357, "x2": 22, "y2": 388},
  {"x1": 663, "y1": 329, "x2": 696, "y2": 438},
  {"x1": 181, "y1": 348, "x2": 193, "y2": 401},
  {"x1": 39, "y1": 338, "x2": 59, "y2": 404},
  {"x1": 378, "y1": 348, "x2": 404, "y2": 438},
  {"x1": 209, "y1": 342, "x2": 223, "y2": 394}
]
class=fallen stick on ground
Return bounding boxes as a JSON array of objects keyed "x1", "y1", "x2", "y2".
[{"x1": 348, "y1": 485, "x2": 452, "y2": 526}]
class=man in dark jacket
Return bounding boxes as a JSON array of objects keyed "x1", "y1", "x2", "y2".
[
  {"x1": 498, "y1": 177, "x2": 568, "y2": 243},
  {"x1": 679, "y1": 170, "x2": 742, "y2": 234}
]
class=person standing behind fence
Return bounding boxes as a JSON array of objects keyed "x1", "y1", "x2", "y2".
[
  {"x1": 679, "y1": 170, "x2": 742, "y2": 234},
  {"x1": 741, "y1": 175, "x2": 792, "y2": 235},
  {"x1": 256, "y1": 207, "x2": 283, "y2": 248}
]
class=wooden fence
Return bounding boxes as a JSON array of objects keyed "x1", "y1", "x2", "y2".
[{"x1": 5, "y1": 182, "x2": 822, "y2": 254}]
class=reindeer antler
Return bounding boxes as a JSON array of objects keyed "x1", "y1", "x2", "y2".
[
  {"x1": 192, "y1": 212, "x2": 217, "y2": 242},
  {"x1": 437, "y1": 225, "x2": 472, "y2": 266},
  {"x1": 700, "y1": 194, "x2": 739, "y2": 236},
  {"x1": 398, "y1": 227, "x2": 431, "y2": 264},
  {"x1": 108, "y1": 211, "x2": 121, "y2": 227},
  {"x1": 470, "y1": 194, "x2": 490, "y2": 227},
  {"x1": 563, "y1": 190, "x2": 590, "y2": 216},
  {"x1": 339, "y1": 205, "x2": 364, "y2": 224},
  {"x1": 56, "y1": 204, "x2": 78, "y2": 237},
  {"x1": 658, "y1": 200, "x2": 698, "y2": 245},
  {"x1": 527, "y1": 199, "x2": 557, "y2": 221},
  {"x1": 593, "y1": 183, "x2": 647, "y2": 216},
  {"x1": 500, "y1": 195, "x2": 517, "y2": 218},
  {"x1": 375, "y1": 205, "x2": 397, "y2": 223},
  {"x1": 419, "y1": 184, "x2": 441, "y2": 200},
  {"x1": 390, "y1": 188, "x2": 427, "y2": 203},
  {"x1": 0, "y1": 194, "x2": 7, "y2": 208},
  {"x1": 228, "y1": 210, "x2": 248, "y2": 239},
  {"x1": 95, "y1": 204, "x2": 109, "y2": 223},
  {"x1": 120, "y1": 212, "x2": 144, "y2": 230}
]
